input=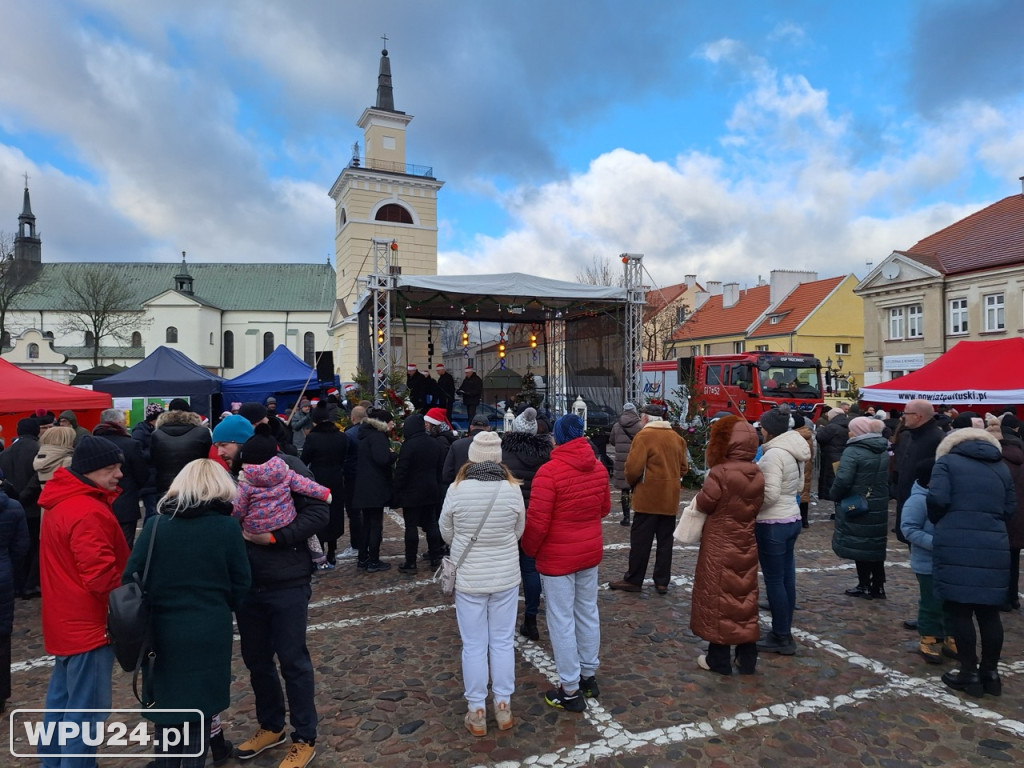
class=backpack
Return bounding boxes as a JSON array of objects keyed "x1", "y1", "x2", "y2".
[{"x1": 107, "y1": 515, "x2": 160, "y2": 706}]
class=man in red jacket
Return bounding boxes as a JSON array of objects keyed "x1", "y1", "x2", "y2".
[
  {"x1": 522, "y1": 414, "x2": 610, "y2": 713},
  {"x1": 38, "y1": 435, "x2": 130, "y2": 768}
]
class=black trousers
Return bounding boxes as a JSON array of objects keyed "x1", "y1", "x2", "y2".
[
  {"x1": 153, "y1": 720, "x2": 206, "y2": 768},
  {"x1": 623, "y1": 512, "x2": 675, "y2": 588},
  {"x1": 359, "y1": 507, "x2": 384, "y2": 564},
  {"x1": 706, "y1": 642, "x2": 757, "y2": 675},
  {"x1": 402, "y1": 505, "x2": 442, "y2": 564},
  {"x1": 945, "y1": 601, "x2": 1003, "y2": 673},
  {"x1": 342, "y1": 475, "x2": 362, "y2": 552},
  {"x1": 855, "y1": 560, "x2": 886, "y2": 590}
]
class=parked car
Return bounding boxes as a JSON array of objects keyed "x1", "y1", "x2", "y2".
[{"x1": 450, "y1": 401, "x2": 506, "y2": 432}]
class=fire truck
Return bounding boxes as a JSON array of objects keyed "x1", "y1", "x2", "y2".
[{"x1": 677, "y1": 352, "x2": 825, "y2": 423}]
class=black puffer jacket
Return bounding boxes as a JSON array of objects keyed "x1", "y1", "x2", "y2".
[
  {"x1": 815, "y1": 413, "x2": 849, "y2": 499},
  {"x1": 393, "y1": 414, "x2": 444, "y2": 508},
  {"x1": 150, "y1": 411, "x2": 212, "y2": 495},
  {"x1": 0, "y1": 436, "x2": 39, "y2": 496},
  {"x1": 1000, "y1": 434, "x2": 1024, "y2": 550},
  {"x1": 301, "y1": 423, "x2": 348, "y2": 542},
  {"x1": 130, "y1": 420, "x2": 158, "y2": 496},
  {"x1": 92, "y1": 422, "x2": 149, "y2": 525},
  {"x1": 501, "y1": 432, "x2": 553, "y2": 507},
  {"x1": 927, "y1": 429, "x2": 1015, "y2": 605},
  {"x1": 351, "y1": 418, "x2": 395, "y2": 509},
  {"x1": 0, "y1": 493, "x2": 29, "y2": 634},
  {"x1": 244, "y1": 453, "x2": 329, "y2": 589}
]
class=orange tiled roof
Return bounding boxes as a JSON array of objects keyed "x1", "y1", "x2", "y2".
[
  {"x1": 900, "y1": 194, "x2": 1024, "y2": 276},
  {"x1": 748, "y1": 275, "x2": 846, "y2": 338},
  {"x1": 670, "y1": 284, "x2": 771, "y2": 342},
  {"x1": 643, "y1": 281, "x2": 694, "y2": 322}
]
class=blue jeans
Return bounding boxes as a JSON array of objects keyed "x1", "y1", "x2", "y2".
[
  {"x1": 236, "y1": 585, "x2": 317, "y2": 743},
  {"x1": 519, "y1": 547, "x2": 541, "y2": 616},
  {"x1": 756, "y1": 521, "x2": 801, "y2": 637},
  {"x1": 39, "y1": 644, "x2": 115, "y2": 768}
]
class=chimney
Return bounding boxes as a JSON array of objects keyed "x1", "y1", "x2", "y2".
[
  {"x1": 722, "y1": 282, "x2": 740, "y2": 308},
  {"x1": 684, "y1": 274, "x2": 697, "y2": 290},
  {"x1": 706, "y1": 281, "x2": 723, "y2": 296},
  {"x1": 769, "y1": 270, "x2": 817, "y2": 306},
  {"x1": 694, "y1": 290, "x2": 711, "y2": 310}
]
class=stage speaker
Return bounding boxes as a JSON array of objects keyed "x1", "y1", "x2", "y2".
[{"x1": 316, "y1": 352, "x2": 335, "y2": 382}]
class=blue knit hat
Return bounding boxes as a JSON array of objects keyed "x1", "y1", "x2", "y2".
[
  {"x1": 212, "y1": 414, "x2": 255, "y2": 444},
  {"x1": 553, "y1": 413, "x2": 585, "y2": 444}
]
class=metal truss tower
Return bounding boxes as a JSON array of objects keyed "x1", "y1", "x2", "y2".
[
  {"x1": 545, "y1": 316, "x2": 567, "y2": 415},
  {"x1": 622, "y1": 253, "x2": 645, "y2": 406},
  {"x1": 370, "y1": 238, "x2": 396, "y2": 404}
]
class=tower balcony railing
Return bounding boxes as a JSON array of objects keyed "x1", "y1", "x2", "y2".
[{"x1": 349, "y1": 156, "x2": 434, "y2": 179}]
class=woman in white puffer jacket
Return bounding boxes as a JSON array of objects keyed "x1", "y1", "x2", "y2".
[{"x1": 439, "y1": 431, "x2": 526, "y2": 738}]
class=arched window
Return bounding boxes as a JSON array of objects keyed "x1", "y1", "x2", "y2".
[
  {"x1": 263, "y1": 332, "x2": 274, "y2": 359},
  {"x1": 28, "y1": 343, "x2": 39, "y2": 359},
  {"x1": 303, "y1": 332, "x2": 315, "y2": 365},
  {"x1": 131, "y1": 331, "x2": 142, "y2": 347},
  {"x1": 223, "y1": 331, "x2": 234, "y2": 369},
  {"x1": 374, "y1": 203, "x2": 413, "y2": 224},
  {"x1": 166, "y1": 326, "x2": 178, "y2": 343},
  {"x1": 84, "y1": 330, "x2": 95, "y2": 347}
]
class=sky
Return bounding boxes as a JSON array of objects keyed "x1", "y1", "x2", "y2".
[{"x1": 1, "y1": 0, "x2": 1022, "y2": 292}]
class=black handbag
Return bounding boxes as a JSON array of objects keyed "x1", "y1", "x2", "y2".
[
  {"x1": 107, "y1": 515, "x2": 160, "y2": 706},
  {"x1": 838, "y1": 488, "x2": 871, "y2": 518}
]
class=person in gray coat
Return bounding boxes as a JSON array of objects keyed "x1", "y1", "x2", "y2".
[{"x1": 609, "y1": 404, "x2": 642, "y2": 526}]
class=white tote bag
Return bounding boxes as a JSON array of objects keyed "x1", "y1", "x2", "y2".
[{"x1": 673, "y1": 495, "x2": 706, "y2": 545}]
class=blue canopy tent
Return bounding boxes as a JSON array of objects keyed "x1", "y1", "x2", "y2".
[
  {"x1": 220, "y1": 345, "x2": 320, "y2": 407},
  {"x1": 93, "y1": 346, "x2": 223, "y2": 416}
]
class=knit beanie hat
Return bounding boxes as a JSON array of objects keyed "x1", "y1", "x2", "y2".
[
  {"x1": 311, "y1": 403, "x2": 332, "y2": 423},
  {"x1": 239, "y1": 425, "x2": 278, "y2": 465},
  {"x1": 238, "y1": 402, "x2": 268, "y2": 424},
  {"x1": 553, "y1": 413, "x2": 585, "y2": 444},
  {"x1": 17, "y1": 418, "x2": 40, "y2": 437},
  {"x1": 1002, "y1": 413, "x2": 1021, "y2": 434},
  {"x1": 622, "y1": 403, "x2": 638, "y2": 414},
  {"x1": 827, "y1": 407, "x2": 845, "y2": 421},
  {"x1": 145, "y1": 403, "x2": 165, "y2": 420},
  {"x1": 759, "y1": 408, "x2": 790, "y2": 437},
  {"x1": 212, "y1": 414, "x2": 255, "y2": 444},
  {"x1": 70, "y1": 435, "x2": 124, "y2": 475},
  {"x1": 951, "y1": 411, "x2": 979, "y2": 430},
  {"x1": 848, "y1": 416, "x2": 876, "y2": 436},
  {"x1": 168, "y1": 398, "x2": 191, "y2": 412},
  {"x1": 511, "y1": 407, "x2": 538, "y2": 435},
  {"x1": 791, "y1": 413, "x2": 806, "y2": 429},
  {"x1": 468, "y1": 430, "x2": 503, "y2": 464}
]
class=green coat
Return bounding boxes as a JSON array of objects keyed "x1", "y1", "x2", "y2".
[
  {"x1": 123, "y1": 501, "x2": 250, "y2": 725},
  {"x1": 830, "y1": 434, "x2": 890, "y2": 562}
]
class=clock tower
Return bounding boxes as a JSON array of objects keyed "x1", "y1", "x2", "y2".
[{"x1": 328, "y1": 44, "x2": 444, "y2": 380}]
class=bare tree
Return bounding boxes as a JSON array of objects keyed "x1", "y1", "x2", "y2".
[
  {"x1": 575, "y1": 255, "x2": 624, "y2": 287},
  {"x1": 0, "y1": 231, "x2": 41, "y2": 348},
  {"x1": 58, "y1": 267, "x2": 151, "y2": 366},
  {"x1": 642, "y1": 306, "x2": 687, "y2": 361}
]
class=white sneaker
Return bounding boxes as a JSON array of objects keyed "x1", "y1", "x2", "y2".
[{"x1": 336, "y1": 547, "x2": 359, "y2": 560}]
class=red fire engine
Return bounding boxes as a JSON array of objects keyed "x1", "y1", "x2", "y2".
[{"x1": 678, "y1": 352, "x2": 825, "y2": 423}]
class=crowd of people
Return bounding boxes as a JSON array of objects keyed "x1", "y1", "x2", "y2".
[{"x1": 0, "y1": 388, "x2": 1019, "y2": 765}]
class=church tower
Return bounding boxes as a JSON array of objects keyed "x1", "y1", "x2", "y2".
[
  {"x1": 14, "y1": 179, "x2": 42, "y2": 265},
  {"x1": 328, "y1": 43, "x2": 444, "y2": 380}
]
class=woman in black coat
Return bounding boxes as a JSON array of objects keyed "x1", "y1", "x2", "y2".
[
  {"x1": 301, "y1": 405, "x2": 348, "y2": 567},
  {"x1": 815, "y1": 410, "x2": 849, "y2": 500},
  {"x1": 0, "y1": 487, "x2": 29, "y2": 710},
  {"x1": 927, "y1": 428, "x2": 1016, "y2": 697},
  {"x1": 351, "y1": 408, "x2": 396, "y2": 572},
  {"x1": 393, "y1": 414, "x2": 445, "y2": 571}
]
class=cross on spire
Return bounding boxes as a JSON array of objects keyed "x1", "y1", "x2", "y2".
[
  {"x1": 23, "y1": 172, "x2": 29, "y2": 188},
  {"x1": 381, "y1": 33, "x2": 388, "y2": 49}
]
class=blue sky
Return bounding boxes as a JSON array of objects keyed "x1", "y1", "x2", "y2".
[{"x1": 1, "y1": 0, "x2": 1021, "y2": 289}]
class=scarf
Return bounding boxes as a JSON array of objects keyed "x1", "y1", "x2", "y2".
[
  {"x1": 33, "y1": 445, "x2": 74, "y2": 482},
  {"x1": 465, "y1": 461, "x2": 507, "y2": 482}
]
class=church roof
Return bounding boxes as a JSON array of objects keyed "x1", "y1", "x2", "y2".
[{"x1": 12, "y1": 262, "x2": 336, "y2": 312}]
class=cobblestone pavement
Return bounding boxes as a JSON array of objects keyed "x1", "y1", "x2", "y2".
[{"x1": 5, "y1": 493, "x2": 1024, "y2": 767}]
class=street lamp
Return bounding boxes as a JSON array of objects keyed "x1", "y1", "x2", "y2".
[{"x1": 824, "y1": 355, "x2": 844, "y2": 394}]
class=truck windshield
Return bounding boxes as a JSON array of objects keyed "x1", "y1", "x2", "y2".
[{"x1": 759, "y1": 366, "x2": 821, "y2": 398}]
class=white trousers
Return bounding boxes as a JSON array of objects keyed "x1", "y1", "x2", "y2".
[
  {"x1": 540, "y1": 566, "x2": 601, "y2": 689},
  {"x1": 454, "y1": 586, "x2": 519, "y2": 710}
]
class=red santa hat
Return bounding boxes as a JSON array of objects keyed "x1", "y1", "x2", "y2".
[
  {"x1": 424, "y1": 407, "x2": 452, "y2": 429},
  {"x1": 435, "y1": 363, "x2": 446, "y2": 371},
  {"x1": 464, "y1": 366, "x2": 474, "y2": 374},
  {"x1": 327, "y1": 386, "x2": 340, "y2": 397},
  {"x1": 407, "y1": 363, "x2": 418, "y2": 373},
  {"x1": 342, "y1": 383, "x2": 356, "y2": 393}
]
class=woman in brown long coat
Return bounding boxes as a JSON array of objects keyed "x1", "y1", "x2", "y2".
[{"x1": 690, "y1": 416, "x2": 765, "y2": 675}]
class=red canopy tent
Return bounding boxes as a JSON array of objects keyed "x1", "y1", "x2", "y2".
[
  {"x1": 0, "y1": 358, "x2": 113, "y2": 441},
  {"x1": 860, "y1": 338, "x2": 1024, "y2": 408}
]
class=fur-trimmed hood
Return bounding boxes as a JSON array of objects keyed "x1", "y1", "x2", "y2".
[
  {"x1": 705, "y1": 415, "x2": 757, "y2": 468},
  {"x1": 936, "y1": 427, "x2": 1002, "y2": 459},
  {"x1": 501, "y1": 431, "x2": 553, "y2": 459},
  {"x1": 155, "y1": 409, "x2": 204, "y2": 429},
  {"x1": 362, "y1": 417, "x2": 390, "y2": 434}
]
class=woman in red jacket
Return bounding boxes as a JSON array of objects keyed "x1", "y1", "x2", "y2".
[{"x1": 522, "y1": 414, "x2": 610, "y2": 713}]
